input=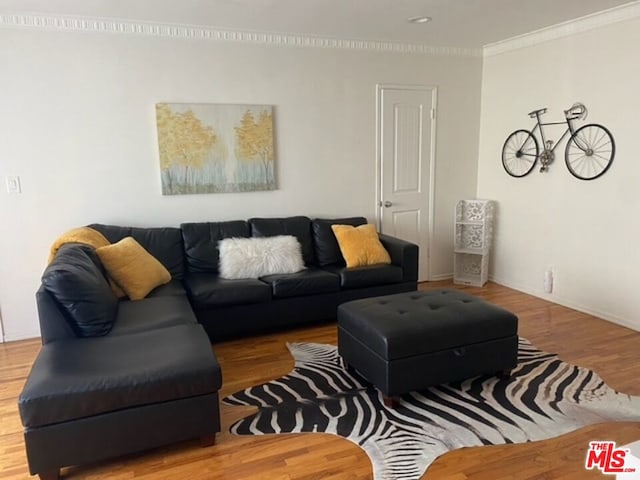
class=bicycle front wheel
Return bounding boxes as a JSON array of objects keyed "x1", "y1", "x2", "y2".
[
  {"x1": 565, "y1": 124, "x2": 615, "y2": 180},
  {"x1": 502, "y1": 129, "x2": 539, "y2": 177}
]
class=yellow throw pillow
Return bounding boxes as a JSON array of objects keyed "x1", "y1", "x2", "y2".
[
  {"x1": 108, "y1": 278, "x2": 128, "y2": 299},
  {"x1": 331, "y1": 224, "x2": 391, "y2": 268},
  {"x1": 48, "y1": 226, "x2": 110, "y2": 263},
  {"x1": 96, "y1": 237, "x2": 171, "y2": 301}
]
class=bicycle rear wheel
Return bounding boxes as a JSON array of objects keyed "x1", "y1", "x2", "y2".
[
  {"x1": 565, "y1": 124, "x2": 615, "y2": 180},
  {"x1": 502, "y1": 129, "x2": 539, "y2": 177}
]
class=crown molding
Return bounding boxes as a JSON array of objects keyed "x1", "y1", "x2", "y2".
[
  {"x1": 0, "y1": 13, "x2": 481, "y2": 57},
  {"x1": 484, "y1": 1, "x2": 640, "y2": 57}
]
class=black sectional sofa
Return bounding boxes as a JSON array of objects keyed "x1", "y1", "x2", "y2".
[{"x1": 19, "y1": 215, "x2": 418, "y2": 479}]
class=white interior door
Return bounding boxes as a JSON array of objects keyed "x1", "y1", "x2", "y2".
[{"x1": 377, "y1": 85, "x2": 436, "y2": 282}]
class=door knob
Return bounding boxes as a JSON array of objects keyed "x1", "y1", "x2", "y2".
[{"x1": 383, "y1": 201, "x2": 393, "y2": 208}]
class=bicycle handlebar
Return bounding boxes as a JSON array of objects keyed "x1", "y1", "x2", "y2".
[{"x1": 564, "y1": 102, "x2": 587, "y2": 120}]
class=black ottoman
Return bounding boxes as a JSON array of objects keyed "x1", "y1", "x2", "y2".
[{"x1": 338, "y1": 289, "x2": 518, "y2": 404}]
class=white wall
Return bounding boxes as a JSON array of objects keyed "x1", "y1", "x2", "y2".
[
  {"x1": 478, "y1": 17, "x2": 640, "y2": 330},
  {"x1": 0, "y1": 27, "x2": 482, "y2": 340}
]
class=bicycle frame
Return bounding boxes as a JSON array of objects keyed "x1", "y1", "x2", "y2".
[
  {"x1": 525, "y1": 113, "x2": 576, "y2": 155},
  {"x1": 516, "y1": 106, "x2": 593, "y2": 175}
]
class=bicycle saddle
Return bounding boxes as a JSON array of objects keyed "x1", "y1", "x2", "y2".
[{"x1": 528, "y1": 107, "x2": 547, "y2": 118}]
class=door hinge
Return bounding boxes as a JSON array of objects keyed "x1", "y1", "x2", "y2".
[{"x1": 430, "y1": 108, "x2": 435, "y2": 119}]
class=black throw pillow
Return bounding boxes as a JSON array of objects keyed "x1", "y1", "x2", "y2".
[
  {"x1": 42, "y1": 244, "x2": 118, "y2": 337},
  {"x1": 312, "y1": 217, "x2": 367, "y2": 266},
  {"x1": 249, "y1": 216, "x2": 315, "y2": 265}
]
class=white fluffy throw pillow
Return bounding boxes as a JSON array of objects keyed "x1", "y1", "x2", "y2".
[{"x1": 218, "y1": 235, "x2": 305, "y2": 279}]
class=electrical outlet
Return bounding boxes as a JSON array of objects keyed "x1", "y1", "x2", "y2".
[
  {"x1": 6, "y1": 176, "x2": 21, "y2": 194},
  {"x1": 544, "y1": 269, "x2": 553, "y2": 293},
  {"x1": 0, "y1": 306, "x2": 4, "y2": 343}
]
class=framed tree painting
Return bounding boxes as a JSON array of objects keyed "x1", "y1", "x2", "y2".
[{"x1": 155, "y1": 103, "x2": 276, "y2": 194}]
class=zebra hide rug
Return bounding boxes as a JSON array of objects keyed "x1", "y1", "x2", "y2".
[{"x1": 223, "y1": 339, "x2": 640, "y2": 480}]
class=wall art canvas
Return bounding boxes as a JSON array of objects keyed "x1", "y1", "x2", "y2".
[{"x1": 156, "y1": 103, "x2": 276, "y2": 195}]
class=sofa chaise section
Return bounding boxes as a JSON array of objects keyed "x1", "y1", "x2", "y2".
[
  {"x1": 22, "y1": 238, "x2": 222, "y2": 480},
  {"x1": 19, "y1": 324, "x2": 221, "y2": 480}
]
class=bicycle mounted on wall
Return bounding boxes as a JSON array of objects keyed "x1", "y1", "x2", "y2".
[{"x1": 501, "y1": 103, "x2": 615, "y2": 180}]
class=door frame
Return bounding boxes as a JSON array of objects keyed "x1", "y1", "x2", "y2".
[{"x1": 375, "y1": 83, "x2": 438, "y2": 281}]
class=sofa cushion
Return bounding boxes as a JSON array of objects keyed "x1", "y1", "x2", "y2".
[
  {"x1": 249, "y1": 216, "x2": 315, "y2": 265},
  {"x1": 41, "y1": 244, "x2": 117, "y2": 337},
  {"x1": 96, "y1": 237, "x2": 171, "y2": 301},
  {"x1": 184, "y1": 273, "x2": 271, "y2": 307},
  {"x1": 219, "y1": 236, "x2": 305, "y2": 279},
  {"x1": 331, "y1": 224, "x2": 391, "y2": 268},
  {"x1": 325, "y1": 264, "x2": 403, "y2": 289},
  {"x1": 18, "y1": 324, "x2": 221, "y2": 428},
  {"x1": 312, "y1": 217, "x2": 367, "y2": 266},
  {"x1": 260, "y1": 268, "x2": 340, "y2": 298},
  {"x1": 110, "y1": 295, "x2": 197, "y2": 336},
  {"x1": 89, "y1": 224, "x2": 185, "y2": 280},
  {"x1": 181, "y1": 221, "x2": 250, "y2": 273},
  {"x1": 145, "y1": 279, "x2": 188, "y2": 298}
]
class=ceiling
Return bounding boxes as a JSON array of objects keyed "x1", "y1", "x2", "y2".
[{"x1": 0, "y1": 0, "x2": 636, "y2": 48}]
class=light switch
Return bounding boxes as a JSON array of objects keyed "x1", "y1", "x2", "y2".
[{"x1": 6, "y1": 176, "x2": 21, "y2": 194}]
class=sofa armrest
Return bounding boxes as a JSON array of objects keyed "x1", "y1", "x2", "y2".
[
  {"x1": 378, "y1": 234, "x2": 419, "y2": 283},
  {"x1": 36, "y1": 285, "x2": 77, "y2": 344}
]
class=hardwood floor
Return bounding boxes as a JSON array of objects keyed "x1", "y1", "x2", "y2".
[{"x1": 1, "y1": 281, "x2": 639, "y2": 479}]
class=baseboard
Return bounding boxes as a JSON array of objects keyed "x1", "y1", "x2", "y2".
[
  {"x1": 428, "y1": 273, "x2": 453, "y2": 281},
  {"x1": 489, "y1": 274, "x2": 639, "y2": 333},
  {"x1": 4, "y1": 328, "x2": 41, "y2": 343}
]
